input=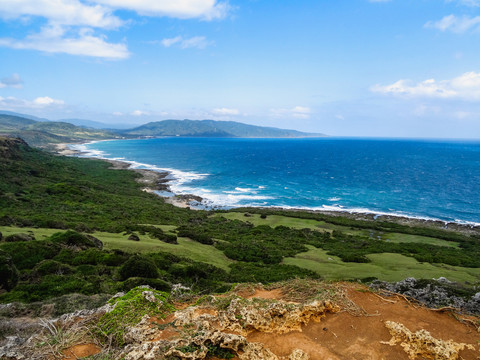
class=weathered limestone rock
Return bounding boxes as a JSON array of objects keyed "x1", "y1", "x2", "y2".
[
  {"x1": 219, "y1": 298, "x2": 340, "y2": 335},
  {"x1": 382, "y1": 321, "x2": 475, "y2": 360}
]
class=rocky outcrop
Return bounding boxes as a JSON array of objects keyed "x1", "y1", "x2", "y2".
[
  {"x1": 117, "y1": 294, "x2": 335, "y2": 360},
  {"x1": 382, "y1": 321, "x2": 475, "y2": 360},
  {"x1": 371, "y1": 277, "x2": 480, "y2": 315}
]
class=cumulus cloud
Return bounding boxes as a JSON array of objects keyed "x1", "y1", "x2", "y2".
[
  {"x1": 0, "y1": 95, "x2": 65, "y2": 110},
  {"x1": 425, "y1": 14, "x2": 480, "y2": 33},
  {"x1": 0, "y1": 73, "x2": 23, "y2": 89},
  {"x1": 212, "y1": 107, "x2": 239, "y2": 115},
  {"x1": 0, "y1": 0, "x2": 228, "y2": 59},
  {"x1": 131, "y1": 110, "x2": 149, "y2": 116},
  {"x1": 160, "y1": 35, "x2": 211, "y2": 49},
  {"x1": 0, "y1": 25, "x2": 130, "y2": 59},
  {"x1": 0, "y1": 0, "x2": 122, "y2": 28},
  {"x1": 270, "y1": 106, "x2": 312, "y2": 119},
  {"x1": 92, "y1": 0, "x2": 229, "y2": 20},
  {"x1": 371, "y1": 71, "x2": 480, "y2": 100}
]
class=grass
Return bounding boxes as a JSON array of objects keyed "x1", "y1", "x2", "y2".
[
  {"x1": 0, "y1": 226, "x2": 234, "y2": 272},
  {"x1": 379, "y1": 232, "x2": 459, "y2": 248},
  {"x1": 95, "y1": 232, "x2": 234, "y2": 272},
  {"x1": 216, "y1": 212, "x2": 461, "y2": 249},
  {"x1": 216, "y1": 212, "x2": 332, "y2": 232},
  {"x1": 283, "y1": 245, "x2": 480, "y2": 283},
  {"x1": 0, "y1": 226, "x2": 60, "y2": 240}
]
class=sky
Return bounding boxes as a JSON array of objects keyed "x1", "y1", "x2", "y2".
[{"x1": 1, "y1": 0, "x2": 480, "y2": 138}]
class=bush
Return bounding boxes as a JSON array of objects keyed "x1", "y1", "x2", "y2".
[
  {"x1": 122, "y1": 277, "x2": 171, "y2": 292},
  {"x1": 4, "y1": 233, "x2": 34, "y2": 242},
  {"x1": 32, "y1": 260, "x2": 73, "y2": 276},
  {"x1": 49, "y1": 230, "x2": 98, "y2": 249},
  {"x1": 0, "y1": 250, "x2": 19, "y2": 291},
  {"x1": 119, "y1": 255, "x2": 158, "y2": 280}
]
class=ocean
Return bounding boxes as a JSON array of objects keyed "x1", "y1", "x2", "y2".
[{"x1": 74, "y1": 137, "x2": 480, "y2": 225}]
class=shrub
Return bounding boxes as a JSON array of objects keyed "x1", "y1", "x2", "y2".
[
  {"x1": 122, "y1": 277, "x2": 171, "y2": 292},
  {"x1": 4, "y1": 233, "x2": 35, "y2": 242},
  {"x1": 0, "y1": 250, "x2": 19, "y2": 291},
  {"x1": 32, "y1": 260, "x2": 73, "y2": 276},
  {"x1": 119, "y1": 255, "x2": 158, "y2": 280},
  {"x1": 95, "y1": 286, "x2": 175, "y2": 346},
  {"x1": 49, "y1": 230, "x2": 98, "y2": 249}
]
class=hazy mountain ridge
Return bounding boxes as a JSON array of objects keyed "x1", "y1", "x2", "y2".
[
  {"x1": 123, "y1": 119, "x2": 324, "y2": 138},
  {"x1": 0, "y1": 112, "x2": 325, "y2": 148}
]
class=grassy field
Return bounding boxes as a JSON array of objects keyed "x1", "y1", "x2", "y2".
[
  {"x1": 216, "y1": 212, "x2": 461, "y2": 249},
  {"x1": 0, "y1": 226, "x2": 234, "y2": 272},
  {"x1": 283, "y1": 245, "x2": 480, "y2": 283}
]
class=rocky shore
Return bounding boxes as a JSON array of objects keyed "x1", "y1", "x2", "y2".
[{"x1": 54, "y1": 142, "x2": 480, "y2": 235}]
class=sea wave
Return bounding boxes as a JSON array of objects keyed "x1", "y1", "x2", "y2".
[
  {"x1": 70, "y1": 142, "x2": 209, "y2": 192},
  {"x1": 71, "y1": 141, "x2": 480, "y2": 227}
]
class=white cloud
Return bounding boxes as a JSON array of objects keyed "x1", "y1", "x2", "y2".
[
  {"x1": 425, "y1": 14, "x2": 480, "y2": 33},
  {"x1": 161, "y1": 36, "x2": 182, "y2": 47},
  {"x1": 112, "y1": 111, "x2": 123, "y2": 116},
  {"x1": 0, "y1": 0, "x2": 122, "y2": 28},
  {"x1": 33, "y1": 96, "x2": 64, "y2": 105},
  {"x1": 371, "y1": 71, "x2": 480, "y2": 100},
  {"x1": 0, "y1": 95, "x2": 65, "y2": 110},
  {"x1": 160, "y1": 35, "x2": 211, "y2": 49},
  {"x1": 131, "y1": 110, "x2": 149, "y2": 116},
  {"x1": 0, "y1": 73, "x2": 23, "y2": 89},
  {"x1": 0, "y1": 25, "x2": 130, "y2": 59},
  {"x1": 270, "y1": 106, "x2": 312, "y2": 119},
  {"x1": 212, "y1": 107, "x2": 239, "y2": 115},
  {"x1": 92, "y1": 0, "x2": 229, "y2": 20}
]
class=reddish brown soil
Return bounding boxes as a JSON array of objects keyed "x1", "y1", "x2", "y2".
[
  {"x1": 61, "y1": 344, "x2": 101, "y2": 359},
  {"x1": 246, "y1": 287, "x2": 480, "y2": 360},
  {"x1": 246, "y1": 288, "x2": 284, "y2": 300}
]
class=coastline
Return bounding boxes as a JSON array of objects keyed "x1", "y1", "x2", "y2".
[{"x1": 54, "y1": 142, "x2": 480, "y2": 235}]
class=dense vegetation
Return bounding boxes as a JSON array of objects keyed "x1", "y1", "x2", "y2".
[{"x1": 0, "y1": 136, "x2": 479, "y2": 306}]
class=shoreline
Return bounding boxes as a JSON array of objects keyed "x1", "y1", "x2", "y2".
[{"x1": 54, "y1": 142, "x2": 480, "y2": 235}]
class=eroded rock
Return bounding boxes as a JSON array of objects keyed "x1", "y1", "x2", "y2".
[{"x1": 382, "y1": 321, "x2": 476, "y2": 360}]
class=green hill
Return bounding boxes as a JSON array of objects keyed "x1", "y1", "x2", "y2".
[
  {"x1": 122, "y1": 119, "x2": 324, "y2": 138},
  {"x1": 0, "y1": 114, "x2": 121, "y2": 148}
]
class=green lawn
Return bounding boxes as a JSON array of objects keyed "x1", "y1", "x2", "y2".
[
  {"x1": 216, "y1": 212, "x2": 460, "y2": 248},
  {"x1": 0, "y1": 226, "x2": 234, "y2": 272},
  {"x1": 283, "y1": 245, "x2": 480, "y2": 283},
  {"x1": 0, "y1": 226, "x2": 60, "y2": 240},
  {"x1": 78, "y1": 231, "x2": 234, "y2": 272}
]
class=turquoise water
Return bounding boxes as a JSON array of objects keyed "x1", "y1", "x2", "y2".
[{"x1": 77, "y1": 137, "x2": 480, "y2": 224}]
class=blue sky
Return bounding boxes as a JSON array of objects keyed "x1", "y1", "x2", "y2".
[{"x1": 1, "y1": 0, "x2": 480, "y2": 138}]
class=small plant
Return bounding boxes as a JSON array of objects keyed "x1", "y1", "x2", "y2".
[
  {"x1": 95, "y1": 286, "x2": 175, "y2": 346},
  {"x1": 205, "y1": 342, "x2": 235, "y2": 359}
]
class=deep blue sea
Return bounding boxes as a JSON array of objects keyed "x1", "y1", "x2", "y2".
[{"x1": 75, "y1": 137, "x2": 480, "y2": 224}]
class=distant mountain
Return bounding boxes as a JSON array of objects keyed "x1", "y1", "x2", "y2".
[
  {"x1": 0, "y1": 114, "x2": 122, "y2": 148},
  {"x1": 122, "y1": 119, "x2": 324, "y2": 138},
  {"x1": 0, "y1": 110, "x2": 49, "y2": 122},
  {"x1": 59, "y1": 118, "x2": 110, "y2": 129}
]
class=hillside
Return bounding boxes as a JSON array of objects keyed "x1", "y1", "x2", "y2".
[
  {"x1": 0, "y1": 114, "x2": 121, "y2": 148},
  {"x1": 122, "y1": 119, "x2": 324, "y2": 138}
]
